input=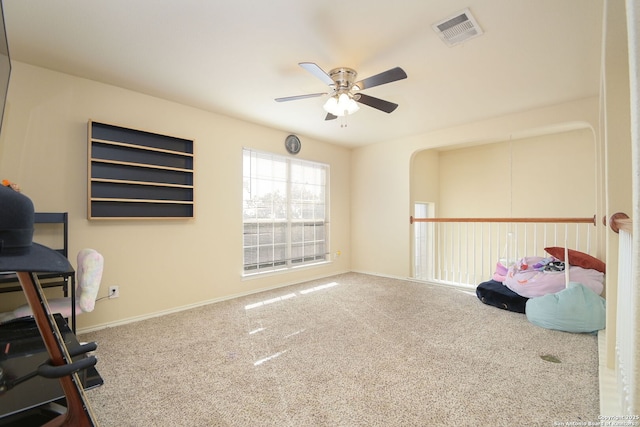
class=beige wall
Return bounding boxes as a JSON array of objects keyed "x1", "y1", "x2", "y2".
[
  {"x1": 410, "y1": 149, "x2": 439, "y2": 209},
  {"x1": 351, "y1": 98, "x2": 603, "y2": 278},
  {"x1": 431, "y1": 128, "x2": 597, "y2": 218},
  {"x1": 407, "y1": 130, "x2": 597, "y2": 282},
  {"x1": 625, "y1": 0, "x2": 640, "y2": 413},
  {"x1": 0, "y1": 62, "x2": 352, "y2": 331},
  {"x1": 601, "y1": 0, "x2": 633, "y2": 367}
]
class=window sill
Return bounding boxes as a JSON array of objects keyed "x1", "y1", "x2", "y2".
[{"x1": 242, "y1": 260, "x2": 331, "y2": 281}]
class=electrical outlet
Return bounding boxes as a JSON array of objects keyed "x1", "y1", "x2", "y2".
[{"x1": 108, "y1": 285, "x2": 120, "y2": 299}]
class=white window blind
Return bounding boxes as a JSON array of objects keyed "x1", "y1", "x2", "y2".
[{"x1": 243, "y1": 148, "x2": 329, "y2": 274}]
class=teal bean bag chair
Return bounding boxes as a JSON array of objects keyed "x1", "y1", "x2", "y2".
[{"x1": 525, "y1": 282, "x2": 606, "y2": 333}]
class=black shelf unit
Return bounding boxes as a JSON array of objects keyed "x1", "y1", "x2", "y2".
[{"x1": 88, "y1": 121, "x2": 194, "y2": 219}]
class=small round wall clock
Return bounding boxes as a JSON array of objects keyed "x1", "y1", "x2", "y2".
[{"x1": 285, "y1": 134, "x2": 301, "y2": 155}]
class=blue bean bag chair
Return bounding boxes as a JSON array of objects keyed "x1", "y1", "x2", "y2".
[{"x1": 525, "y1": 282, "x2": 606, "y2": 333}]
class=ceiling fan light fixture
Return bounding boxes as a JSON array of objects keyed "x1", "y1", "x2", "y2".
[{"x1": 323, "y1": 93, "x2": 359, "y2": 117}]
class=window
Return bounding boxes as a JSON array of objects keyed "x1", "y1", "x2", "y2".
[
  {"x1": 243, "y1": 148, "x2": 329, "y2": 274},
  {"x1": 413, "y1": 202, "x2": 435, "y2": 281}
]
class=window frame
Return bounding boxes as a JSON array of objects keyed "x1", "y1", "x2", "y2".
[{"x1": 242, "y1": 148, "x2": 330, "y2": 276}]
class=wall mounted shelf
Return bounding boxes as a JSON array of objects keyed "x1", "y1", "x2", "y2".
[{"x1": 88, "y1": 121, "x2": 194, "y2": 219}]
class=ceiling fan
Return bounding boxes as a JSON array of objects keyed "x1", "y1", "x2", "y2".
[{"x1": 275, "y1": 62, "x2": 407, "y2": 121}]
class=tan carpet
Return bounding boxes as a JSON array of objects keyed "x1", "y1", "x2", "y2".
[{"x1": 80, "y1": 273, "x2": 599, "y2": 426}]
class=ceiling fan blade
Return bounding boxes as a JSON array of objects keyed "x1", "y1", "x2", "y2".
[
  {"x1": 299, "y1": 62, "x2": 334, "y2": 86},
  {"x1": 354, "y1": 67, "x2": 407, "y2": 90},
  {"x1": 325, "y1": 113, "x2": 337, "y2": 121},
  {"x1": 354, "y1": 93, "x2": 399, "y2": 113},
  {"x1": 275, "y1": 92, "x2": 326, "y2": 102}
]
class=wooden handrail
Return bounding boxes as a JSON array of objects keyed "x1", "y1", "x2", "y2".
[
  {"x1": 609, "y1": 212, "x2": 633, "y2": 235},
  {"x1": 410, "y1": 215, "x2": 597, "y2": 225}
]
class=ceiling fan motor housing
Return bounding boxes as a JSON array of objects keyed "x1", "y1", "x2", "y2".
[{"x1": 329, "y1": 68, "x2": 358, "y2": 93}]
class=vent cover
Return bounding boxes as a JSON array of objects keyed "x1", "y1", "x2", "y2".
[{"x1": 432, "y1": 8, "x2": 483, "y2": 46}]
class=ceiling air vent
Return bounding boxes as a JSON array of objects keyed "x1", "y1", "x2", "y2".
[{"x1": 432, "y1": 8, "x2": 483, "y2": 47}]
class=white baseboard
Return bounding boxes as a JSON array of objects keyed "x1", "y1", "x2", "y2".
[{"x1": 77, "y1": 269, "x2": 350, "y2": 334}]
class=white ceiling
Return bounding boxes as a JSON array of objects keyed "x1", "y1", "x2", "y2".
[{"x1": 2, "y1": 0, "x2": 604, "y2": 147}]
